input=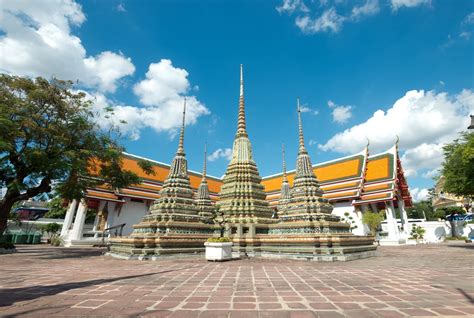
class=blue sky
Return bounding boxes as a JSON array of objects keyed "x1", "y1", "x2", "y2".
[{"x1": 1, "y1": 0, "x2": 473, "y2": 201}]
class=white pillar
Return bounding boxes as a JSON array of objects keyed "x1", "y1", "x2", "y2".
[
  {"x1": 385, "y1": 201, "x2": 399, "y2": 240},
  {"x1": 356, "y1": 205, "x2": 367, "y2": 235},
  {"x1": 105, "y1": 202, "x2": 116, "y2": 229},
  {"x1": 70, "y1": 199, "x2": 88, "y2": 241},
  {"x1": 398, "y1": 198, "x2": 410, "y2": 235},
  {"x1": 370, "y1": 203, "x2": 378, "y2": 213},
  {"x1": 60, "y1": 199, "x2": 78, "y2": 237}
]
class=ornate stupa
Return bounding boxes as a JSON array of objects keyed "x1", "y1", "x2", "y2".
[
  {"x1": 108, "y1": 67, "x2": 376, "y2": 262},
  {"x1": 217, "y1": 65, "x2": 274, "y2": 225},
  {"x1": 196, "y1": 143, "x2": 216, "y2": 222},
  {"x1": 145, "y1": 98, "x2": 199, "y2": 221},
  {"x1": 282, "y1": 99, "x2": 335, "y2": 222},
  {"x1": 108, "y1": 99, "x2": 214, "y2": 259},
  {"x1": 278, "y1": 143, "x2": 291, "y2": 214}
]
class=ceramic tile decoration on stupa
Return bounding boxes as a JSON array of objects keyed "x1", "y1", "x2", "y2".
[
  {"x1": 108, "y1": 100, "x2": 216, "y2": 259},
  {"x1": 278, "y1": 143, "x2": 292, "y2": 215},
  {"x1": 108, "y1": 65, "x2": 377, "y2": 261},
  {"x1": 216, "y1": 65, "x2": 275, "y2": 247},
  {"x1": 195, "y1": 144, "x2": 217, "y2": 222},
  {"x1": 253, "y1": 99, "x2": 376, "y2": 261}
]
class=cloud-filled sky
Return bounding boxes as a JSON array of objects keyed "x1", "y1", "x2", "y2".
[{"x1": 1, "y1": 0, "x2": 473, "y2": 202}]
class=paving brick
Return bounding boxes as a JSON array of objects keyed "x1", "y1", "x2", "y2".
[{"x1": 0, "y1": 244, "x2": 472, "y2": 317}]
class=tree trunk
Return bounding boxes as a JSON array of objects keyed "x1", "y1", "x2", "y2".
[
  {"x1": 0, "y1": 197, "x2": 17, "y2": 236},
  {"x1": 450, "y1": 220, "x2": 456, "y2": 238}
]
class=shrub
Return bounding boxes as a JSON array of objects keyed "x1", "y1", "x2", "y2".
[
  {"x1": 410, "y1": 225, "x2": 426, "y2": 241},
  {"x1": 362, "y1": 211, "x2": 385, "y2": 235},
  {"x1": 38, "y1": 222, "x2": 61, "y2": 245},
  {"x1": 0, "y1": 242, "x2": 15, "y2": 249}
]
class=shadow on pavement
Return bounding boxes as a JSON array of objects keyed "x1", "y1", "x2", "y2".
[
  {"x1": 457, "y1": 288, "x2": 474, "y2": 304},
  {"x1": 446, "y1": 243, "x2": 474, "y2": 250},
  {"x1": 13, "y1": 246, "x2": 105, "y2": 260},
  {"x1": 0, "y1": 267, "x2": 191, "y2": 310}
]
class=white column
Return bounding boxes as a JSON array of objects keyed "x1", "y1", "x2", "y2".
[
  {"x1": 105, "y1": 202, "x2": 116, "y2": 229},
  {"x1": 70, "y1": 199, "x2": 88, "y2": 241},
  {"x1": 92, "y1": 201, "x2": 104, "y2": 239},
  {"x1": 370, "y1": 203, "x2": 378, "y2": 213},
  {"x1": 60, "y1": 199, "x2": 78, "y2": 237},
  {"x1": 385, "y1": 201, "x2": 399, "y2": 240},
  {"x1": 355, "y1": 205, "x2": 366, "y2": 236},
  {"x1": 398, "y1": 198, "x2": 410, "y2": 235}
]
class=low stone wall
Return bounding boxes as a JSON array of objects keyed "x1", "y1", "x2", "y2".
[
  {"x1": 6, "y1": 218, "x2": 65, "y2": 241},
  {"x1": 382, "y1": 220, "x2": 474, "y2": 243}
]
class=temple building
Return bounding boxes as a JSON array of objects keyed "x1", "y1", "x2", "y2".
[{"x1": 60, "y1": 66, "x2": 412, "y2": 254}]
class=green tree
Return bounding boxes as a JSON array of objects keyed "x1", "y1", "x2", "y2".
[
  {"x1": 441, "y1": 131, "x2": 474, "y2": 204},
  {"x1": 44, "y1": 196, "x2": 67, "y2": 219},
  {"x1": 362, "y1": 211, "x2": 385, "y2": 235},
  {"x1": 0, "y1": 75, "x2": 154, "y2": 235},
  {"x1": 407, "y1": 200, "x2": 435, "y2": 220}
]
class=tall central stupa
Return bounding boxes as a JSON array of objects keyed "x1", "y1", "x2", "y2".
[{"x1": 217, "y1": 65, "x2": 274, "y2": 225}]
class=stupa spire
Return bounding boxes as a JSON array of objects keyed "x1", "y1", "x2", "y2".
[
  {"x1": 282, "y1": 143, "x2": 288, "y2": 182},
  {"x1": 202, "y1": 142, "x2": 207, "y2": 180},
  {"x1": 197, "y1": 143, "x2": 212, "y2": 204},
  {"x1": 280, "y1": 143, "x2": 291, "y2": 204},
  {"x1": 177, "y1": 98, "x2": 186, "y2": 155},
  {"x1": 217, "y1": 65, "x2": 273, "y2": 222},
  {"x1": 236, "y1": 64, "x2": 247, "y2": 137},
  {"x1": 297, "y1": 98, "x2": 307, "y2": 155}
]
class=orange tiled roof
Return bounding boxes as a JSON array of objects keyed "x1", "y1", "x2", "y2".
[{"x1": 86, "y1": 146, "x2": 412, "y2": 207}]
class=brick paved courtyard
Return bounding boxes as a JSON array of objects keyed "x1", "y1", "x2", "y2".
[{"x1": 0, "y1": 243, "x2": 473, "y2": 318}]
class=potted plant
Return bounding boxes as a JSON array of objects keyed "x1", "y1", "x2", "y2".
[{"x1": 205, "y1": 237, "x2": 233, "y2": 261}]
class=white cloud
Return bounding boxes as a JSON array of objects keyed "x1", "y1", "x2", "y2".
[
  {"x1": 84, "y1": 60, "x2": 209, "y2": 140},
  {"x1": 279, "y1": 0, "x2": 429, "y2": 34},
  {"x1": 208, "y1": 148, "x2": 233, "y2": 162},
  {"x1": 411, "y1": 187, "x2": 429, "y2": 202},
  {"x1": 328, "y1": 100, "x2": 353, "y2": 124},
  {"x1": 351, "y1": 0, "x2": 380, "y2": 20},
  {"x1": 296, "y1": 7, "x2": 345, "y2": 34},
  {"x1": 276, "y1": 0, "x2": 309, "y2": 14},
  {"x1": 0, "y1": 0, "x2": 134, "y2": 93},
  {"x1": 134, "y1": 59, "x2": 190, "y2": 105},
  {"x1": 422, "y1": 168, "x2": 440, "y2": 179},
  {"x1": 401, "y1": 143, "x2": 443, "y2": 178},
  {"x1": 462, "y1": 12, "x2": 474, "y2": 26},
  {"x1": 117, "y1": 3, "x2": 126, "y2": 12},
  {"x1": 319, "y1": 89, "x2": 474, "y2": 179},
  {"x1": 391, "y1": 0, "x2": 430, "y2": 11},
  {"x1": 309, "y1": 139, "x2": 317, "y2": 146}
]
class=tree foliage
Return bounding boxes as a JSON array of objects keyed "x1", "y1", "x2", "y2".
[
  {"x1": 362, "y1": 211, "x2": 384, "y2": 235},
  {"x1": 441, "y1": 132, "x2": 474, "y2": 199},
  {"x1": 0, "y1": 74, "x2": 150, "y2": 234},
  {"x1": 45, "y1": 196, "x2": 67, "y2": 219}
]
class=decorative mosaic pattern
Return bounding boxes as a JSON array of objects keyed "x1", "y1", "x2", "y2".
[{"x1": 217, "y1": 66, "x2": 274, "y2": 223}]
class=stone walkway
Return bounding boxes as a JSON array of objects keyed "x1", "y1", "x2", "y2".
[{"x1": 0, "y1": 243, "x2": 473, "y2": 318}]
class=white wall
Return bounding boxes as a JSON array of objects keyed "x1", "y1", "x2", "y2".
[
  {"x1": 382, "y1": 220, "x2": 474, "y2": 243},
  {"x1": 108, "y1": 198, "x2": 148, "y2": 235},
  {"x1": 331, "y1": 202, "x2": 367, "y2": 236}
]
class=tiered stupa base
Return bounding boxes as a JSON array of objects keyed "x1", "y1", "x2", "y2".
[
  {"x1": 108, "y1": 214, "x2": 218, "y2": 260},
  {"x1": 223, "y1": 216, "x2": 376, "y2": 261}
]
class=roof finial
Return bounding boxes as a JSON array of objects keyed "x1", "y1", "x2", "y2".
[
  {"x1": 202, "y1": 142, "x2": 207, "y2": 180},
  {"x1": 282, "y1": 143, "x2": 287, "y2": 181},
  {"x1": 236, "y1": 64, "x2": 247, "y2": 137},
  {"x1": 366, "y1": 137, "x2": 370, "y2": 148},
  {"x1": 177, "y1": 98, "x2": 186, "y2": 154},
  {"x1": 297, "y1": 97, "x2": 306, "y2": 154},
  {"x1": 395, "y1": 135, "x2": 400, "y2": 149}
]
